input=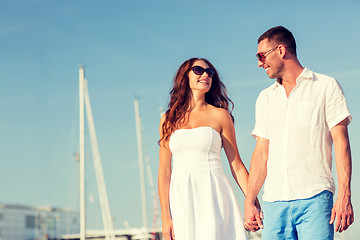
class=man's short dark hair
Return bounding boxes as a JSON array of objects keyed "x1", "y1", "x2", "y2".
[{"x1": 258, "y1": 26, "x2": 297, "y2": 56}]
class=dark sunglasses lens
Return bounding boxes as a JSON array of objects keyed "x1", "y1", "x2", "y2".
[
  {"x1": 205, "y1": 68, "x2": 215, "y2": 78},
  {"x1": 192, "y1": 66, "x2": 204, "y2": 75},
  {"x1": 256, "y1": 53, "x2": 264, "y2": 62}
]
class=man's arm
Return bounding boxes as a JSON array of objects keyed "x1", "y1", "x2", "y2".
[
  {"x1": 330, "y1": 118, "x2": 354, "y2": 232},
  {"x1": 244, "y1": 137, "x2": 269, "y2": 232}
]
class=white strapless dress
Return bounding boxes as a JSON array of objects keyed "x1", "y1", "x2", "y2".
[{"x1": 169, "y1": 127, "x2": 248, "y2": 240}]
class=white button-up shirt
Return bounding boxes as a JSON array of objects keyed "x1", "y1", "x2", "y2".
[{"x1": 252, "y1": 68, "x2": 351, "y2": 202}]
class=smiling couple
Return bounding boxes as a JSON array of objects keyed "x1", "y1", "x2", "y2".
[{"x1": 158, "y1": 26, "x2": 354, "y2": 240}]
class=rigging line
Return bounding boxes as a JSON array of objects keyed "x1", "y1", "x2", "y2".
[
  {"x1": 84, "y1": 79, "x2": 115, "y2": 240},
  {"x1": 134, "y1": 98, "x2": 148, "y2": 230},
  {"x1": 135, "y1": 99, "x2": 161, "y2": 230},
  {"x1": 141, "y1": 132, "x2": 160, "y2": 230}
]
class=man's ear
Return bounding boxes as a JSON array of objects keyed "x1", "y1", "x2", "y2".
[{"x1": 278, "y1": 45, "x2": 287, "y2": 58}]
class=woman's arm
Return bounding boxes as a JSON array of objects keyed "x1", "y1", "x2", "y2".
[
  {"x1": 218, "y1": 109, "x2": 263, "y2": 231},
  {"x1": 158, "y1": 115, "x2": 175, "y2": 240},
  {"x1": 219, "y1": 109, "x2": 249, "y2": 195}
]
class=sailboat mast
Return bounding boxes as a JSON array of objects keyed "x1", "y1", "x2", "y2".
[
  {"x1": 79, "y1": 66, "x2": 86, "y2": 240},
  {"x1": 84, "y1": 79, "x2": 115, "y2": 240},
  {"x1": 134, "y1": 98, "x2": 148, "y2": 230}
]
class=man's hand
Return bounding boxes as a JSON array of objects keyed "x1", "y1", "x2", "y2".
[
  {"x1": 244, "y1": 199, "x2": 264, "y2": 232},
  {"x1": 330, "y1": 193, "x2": 354, "y2": 232}
]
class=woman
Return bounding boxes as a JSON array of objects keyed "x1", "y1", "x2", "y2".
[{"x1": 158, "y1": 58, "x2": 249, "y2": 240}]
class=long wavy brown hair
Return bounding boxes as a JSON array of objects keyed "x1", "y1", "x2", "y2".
[{"x1": 160, "y1": 58, "x2": 234, "y2": 144}]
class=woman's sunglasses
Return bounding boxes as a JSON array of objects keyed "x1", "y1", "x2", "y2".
[{"x1": 191, "y1": 66, "x2": 215, "y2": 78}]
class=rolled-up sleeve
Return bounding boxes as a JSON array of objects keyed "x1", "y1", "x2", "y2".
[
  {"x1": 252, "y1": 92, "x2": 269, "y2": 139},
  {"x1": 325, "y1": 78, "x2": 352, "y2": 130}
]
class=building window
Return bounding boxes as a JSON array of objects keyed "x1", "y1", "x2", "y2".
[
  {"x1": 46, "y1": 216, "x2": 56, "y2": 230},
  {"x1": 25, "y1": 215, "x2": 40, "y2": 229},
  {"x1": 25, "y1": 215, "x2": 35, "y2": 228}
]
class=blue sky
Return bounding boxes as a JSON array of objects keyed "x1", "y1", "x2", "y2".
[{"x1": 0, "y1": 0, "x2": 359, "y2": 238}]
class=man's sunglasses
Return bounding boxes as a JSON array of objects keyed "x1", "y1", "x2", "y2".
[
  {"x1": 191, "y1": 66, "x2": 215, "y2": 78},
  {"x1": 256, "y1": 45, "x2": 287, "y2": 63}
]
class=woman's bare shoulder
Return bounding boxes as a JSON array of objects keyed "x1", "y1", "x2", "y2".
[
  {"x1": 208, "y1": 105, "x2": 230, "y2": 118},
  {"x1": 160, "y1": 113, "x2": 166, "y2": 124}
]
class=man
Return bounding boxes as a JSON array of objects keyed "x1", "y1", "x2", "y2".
[{"x1": 244, "y1": 26, "x2": 354, "y2": 240}]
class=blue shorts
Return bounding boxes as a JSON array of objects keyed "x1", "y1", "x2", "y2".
[{"x1": 262, "y1": 190, "x2": 334, "y2": 240}]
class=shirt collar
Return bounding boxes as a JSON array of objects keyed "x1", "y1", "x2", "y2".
[
  {"x1": 271, "y1": 67, "x2": 314, "y2": 90},
  {"x1": 297, "y1": 67, "x2": 314, "y2": 81}
]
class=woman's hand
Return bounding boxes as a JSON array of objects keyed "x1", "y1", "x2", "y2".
[
  {"x1": 162, "y1": 217, "x2": 175, "y2": 240},
  {"x1": 244, "y1": 198, "x2": 263, "y2": 232}
]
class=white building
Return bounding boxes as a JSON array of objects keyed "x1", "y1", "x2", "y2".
[{"x1": 0, "y1": 204, "x2": 79, "y2": 240}]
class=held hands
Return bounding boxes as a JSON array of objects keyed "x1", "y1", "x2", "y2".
[
  {"x1": 244, "y1": 198, "x2": 264, "y2": 232},
  {"x1": 162, "y1": 217, "x2": 175, "y2": 240},
  {"x1": 330, "y1": 193, "x2": 354, "y2": 232}
]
